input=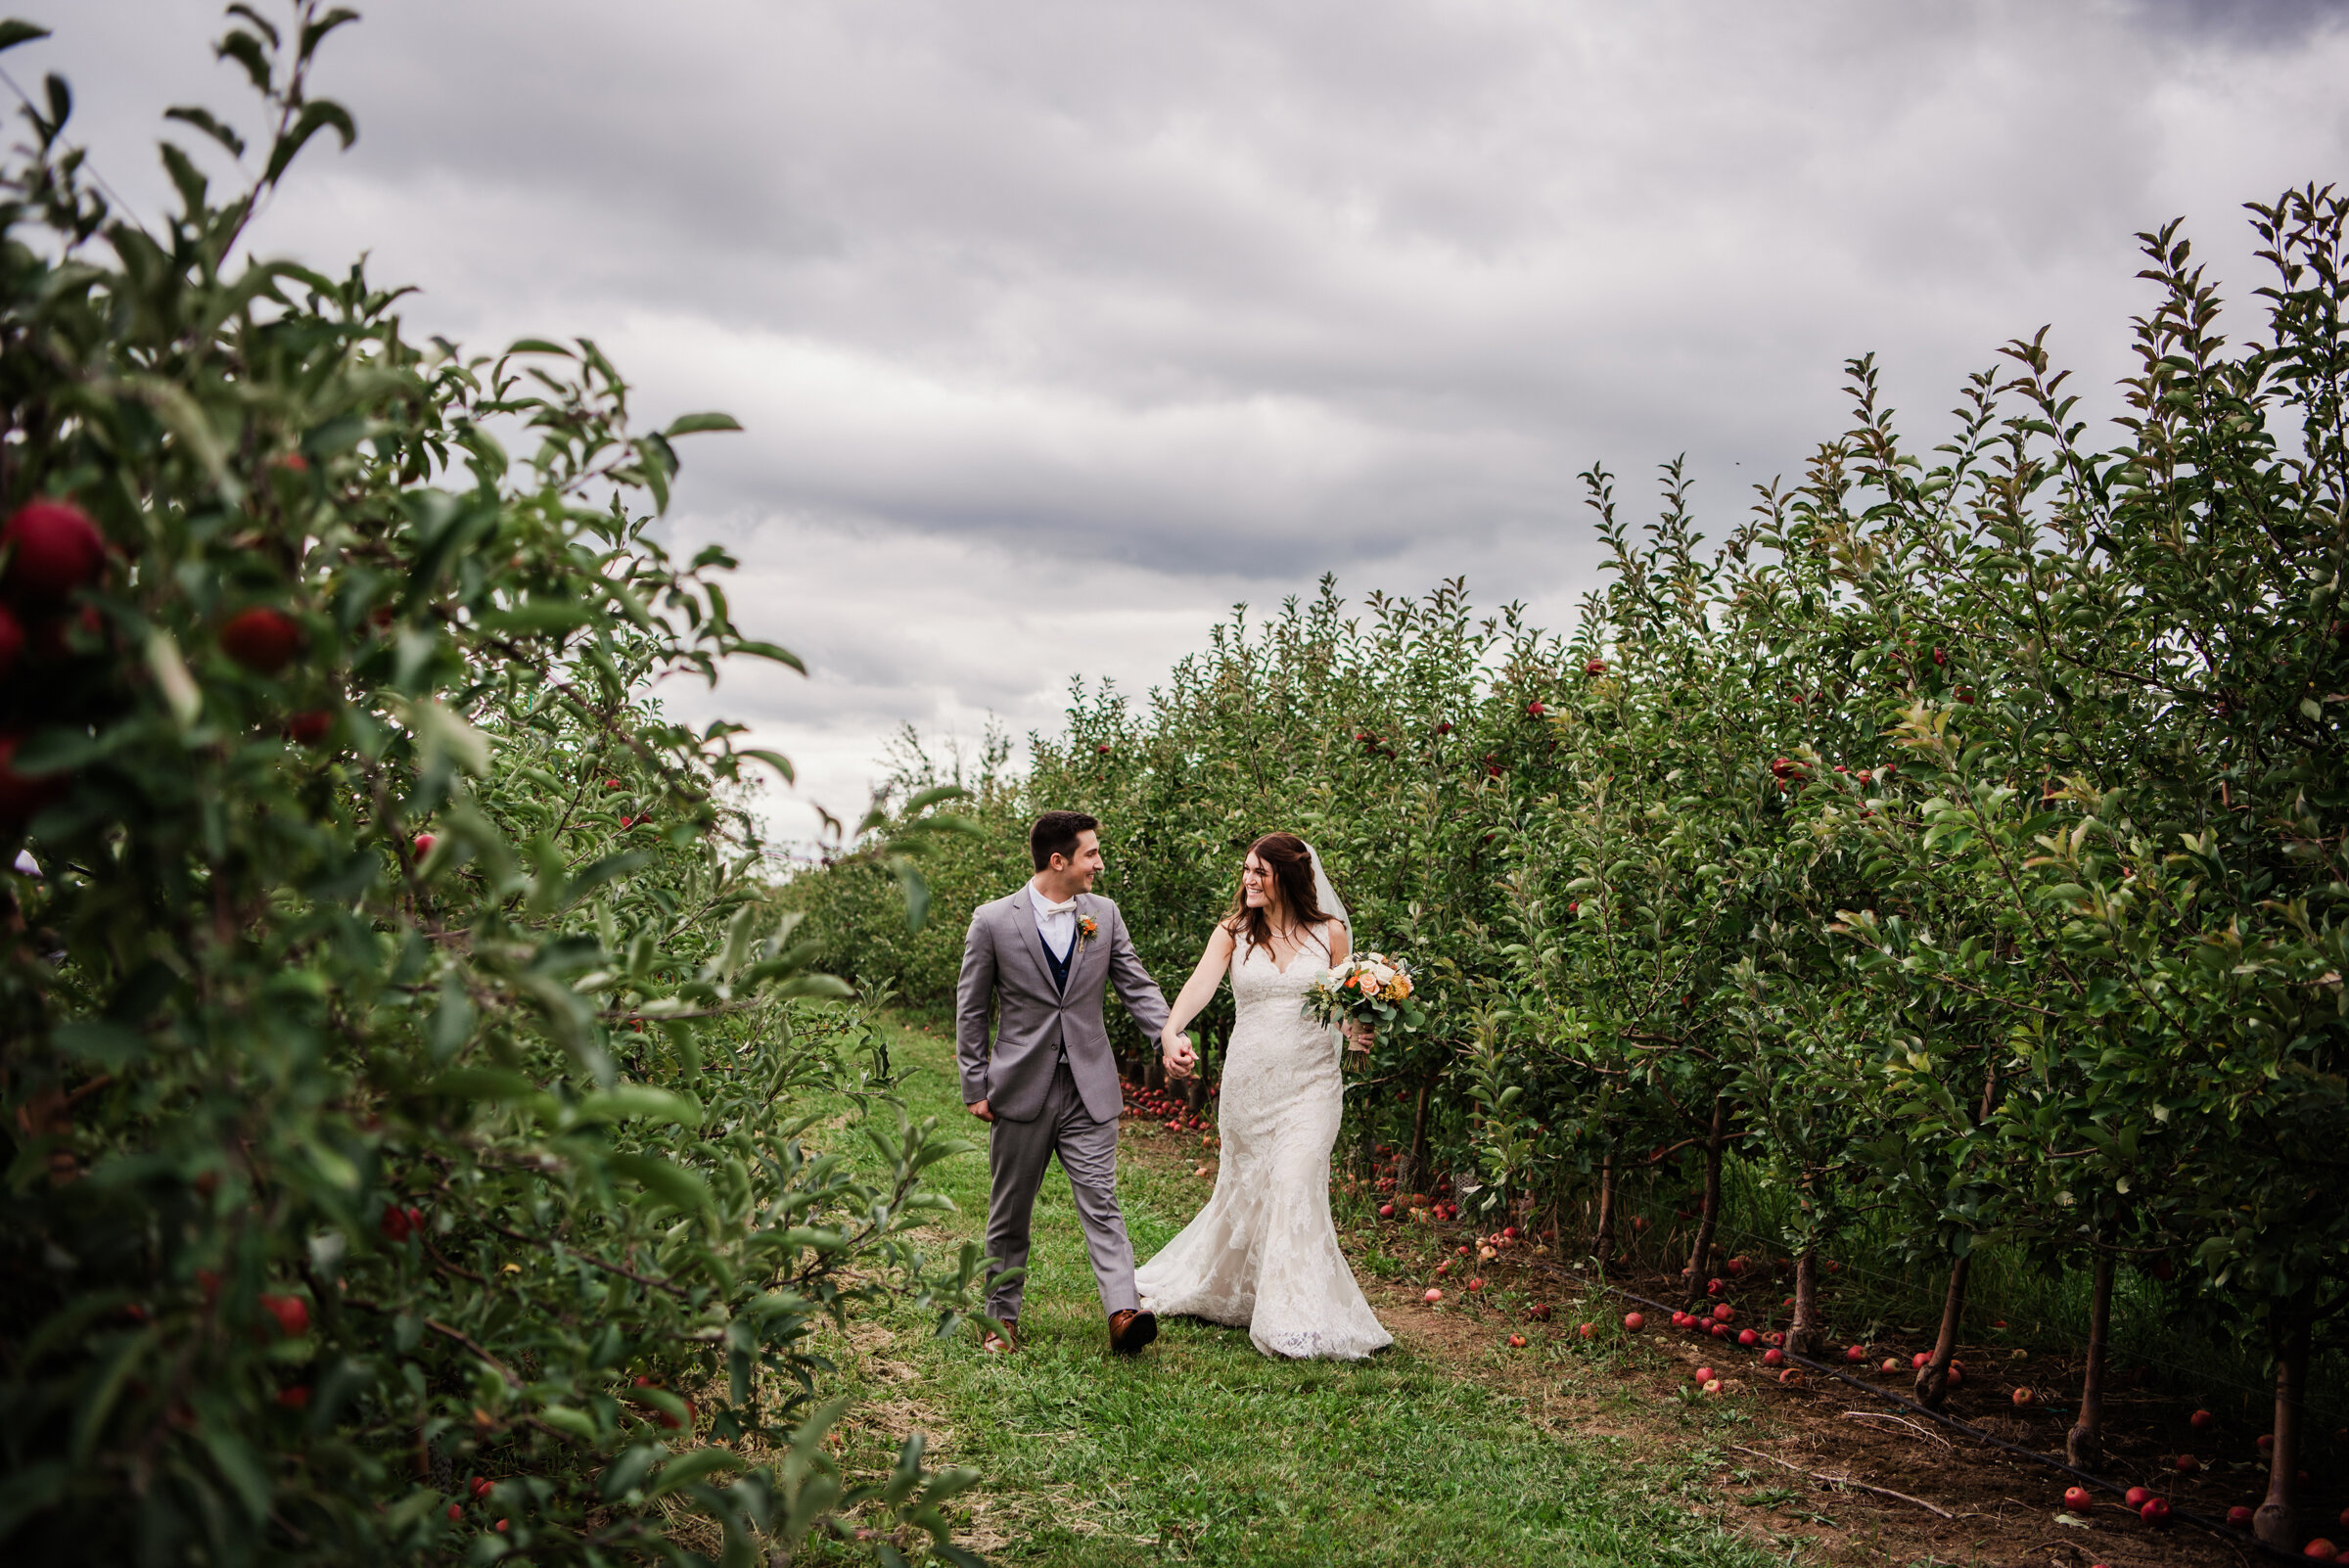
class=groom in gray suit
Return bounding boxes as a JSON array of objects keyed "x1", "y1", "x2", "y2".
[{"x1": 957, "y1": 810, "x2": 1175, "y2": 1356}]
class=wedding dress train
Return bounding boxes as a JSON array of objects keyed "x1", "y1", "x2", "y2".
[{"x1": 1134, "y1": 932, "x2": 1394, "y2": 1360}]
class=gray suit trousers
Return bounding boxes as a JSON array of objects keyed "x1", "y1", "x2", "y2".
[{"x1": 985, "y1": 1061, "x2": 1136, "y2": 1320}]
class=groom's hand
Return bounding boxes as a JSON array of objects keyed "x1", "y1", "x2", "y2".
[
  {"x1": 1161, "y1": 1036, "x2": 1196, "y2": 1080},
  {"x1": 966, "y1": 1098, "x2": 994, "y2": 1123}
]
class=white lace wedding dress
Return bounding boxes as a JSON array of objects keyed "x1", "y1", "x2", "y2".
[{"x1": 1134, "y1": 931, "x2": 1394, "y2": 1360}]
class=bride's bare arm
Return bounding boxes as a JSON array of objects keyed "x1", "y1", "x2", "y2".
[{"x1": 1157, "y1": 924, "x2": 1237, "y2": 1078}]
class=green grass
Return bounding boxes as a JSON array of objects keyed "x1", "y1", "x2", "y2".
[{"x1": 805, "y1": 1017, "x2": 1799, "y2": 1568}]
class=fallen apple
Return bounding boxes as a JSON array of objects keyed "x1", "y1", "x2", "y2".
[
  {"x1": 2063, "y1": 1486, "x2": 2094, "y2": 1511},
  {"x1": 2227, "y1": 1505, "x2": 2255, "y2": 1528},
  {"x1": 1702, "y1": 1378, "x2": 1723, "y2": 1396},
  {"x1": 2190, "y1": 1409, "x2": 2216, "y2": 1431},
  {"x1": 1623, "y1": 1312, "x2": 1644, "y2": 1331},
  {"x1": 2175, "y1": 1453, "x2": 2197, "y2": 1473},
  {"x1": 1424, "y1": 1288, "x2": 1444, "y2": 1304},
  {"x1": 1737, "y1": 1328, "x2": 1759, "y2": 1347},
  {"x1": 2140, "y1": 1499, "x2": 2170, "y2": 1526},
  {"x1": 1880, "y1": 1358, "x2": 1901, "y2": 1374},
  {"x1": 2012, "y1": 1387, "x2": 2036, "y2": 1407},
  {"x1": 1508, "y1": 1333, "x2": 1527, "y2": 1349},
  {"x1": 1712, "y1": 1304, "x2": 1734, "y2": 1322},
  {"x1": 2305, "y1": 1541, "x2": 2339, "y2": 1563},
  {"x1": 2125, "y1": 1487, "x2": 2151, "y2": 1508},
  {"x1": 1846, "y1": 1345, "x2": 1867, "y2": 1363},
  {"x1": 1694, "y1": 1366, "x2": 1716, "y2": 1383},
  {"x1": 1763, "y1": 1348, "x2": 1785, "y2": 1366},
  {"x1": 1378, "y1": 1204, "x2": 1395, "y2": 1219},
  {"x1": 1578, "y1": 1321, "x2": 1595, "y2": 1339},
  {"x1": 1911, "y1": 1352, "x2": 1931, "y2": 1370}
]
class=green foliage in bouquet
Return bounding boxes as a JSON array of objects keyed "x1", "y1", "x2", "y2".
[{"x1": 0, "y1": 8, "x2": 990, "y2": 1564}]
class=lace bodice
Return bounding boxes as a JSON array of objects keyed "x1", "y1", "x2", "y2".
[{"x1": 1133, "y1": 930, "x2": 1392, "y2": 1360}]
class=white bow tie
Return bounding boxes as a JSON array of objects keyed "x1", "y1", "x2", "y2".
[{"x1": 1036, "y1": 896, "x2": 1077, "y2": 915}]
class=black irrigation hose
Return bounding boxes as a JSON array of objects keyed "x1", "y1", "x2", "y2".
[{"x1": 1505, "y1": 1252, "x2": 2312, "y2": 1564}]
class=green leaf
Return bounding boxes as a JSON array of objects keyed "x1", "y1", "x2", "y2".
[
  {"x1": 662, "y1": 412, "x2": 743, "y2": 438},
  {"x1": 0, "y1": 21, "x2": 52, "y2": 53},
  {"x1": 608, "y1": 1151, "x2": 714, "y2": 1214},
  {"x1": 728, "y1": 639, "x2": 806, "y2": 673},
  {"x1": 262, "y1": 97, "x2": 356, "y2": 185},
  {"x1": 574, "y1": 1085, "x2": 703, "y2": 1129},
  {"x1": 163, "y1": 105, "x2": 246, "y2": 156},
  {"x1": 647, "y1": 1448, "x2": 747, "y2": 1499}
]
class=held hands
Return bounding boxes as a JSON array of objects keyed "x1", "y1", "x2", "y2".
[
  {"x1": 1160, "y1": 1027, "x2": 1199, "y2": 1081},
  {"x1": 1342, "y1": 1019, "x2": 1376, "y2": 1053}
]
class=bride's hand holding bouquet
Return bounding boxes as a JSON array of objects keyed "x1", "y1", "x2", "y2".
[{"x1": 1305, "y1": 951, "x2": 1423, "y2": 1069}]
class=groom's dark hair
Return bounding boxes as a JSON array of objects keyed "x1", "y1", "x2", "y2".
[{"x1": 1030, "y1": 810, "x2": 1099, "y2": 870}]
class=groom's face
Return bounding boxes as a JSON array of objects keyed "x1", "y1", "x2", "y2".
[{"x1": 1052, "y1": 830, "x2": 1104, "y2": 891}]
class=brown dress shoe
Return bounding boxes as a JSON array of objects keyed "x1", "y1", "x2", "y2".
[
  {"x1": 982, "y1": 1318, "x2": 1019, "y2": 1355},
  {"x1": 1108, "y1": 1308, "x2": 1158, "y2": 1355}
]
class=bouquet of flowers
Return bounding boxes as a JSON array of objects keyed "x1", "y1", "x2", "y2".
[{"x1": 1305, "y1": 951, "x2": 1424, "y2": 1064}]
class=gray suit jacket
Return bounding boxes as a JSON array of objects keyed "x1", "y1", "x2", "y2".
[{"x1": 956, "y1": 885, "x2": 1171, "y2": 1125}]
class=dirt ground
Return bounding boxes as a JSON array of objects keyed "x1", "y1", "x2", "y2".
[{"x1": 1114, "y1": 1113, "x2": 2333, "y2": 1568}]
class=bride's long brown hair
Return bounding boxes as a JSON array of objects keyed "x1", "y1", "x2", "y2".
[{"x1": 1221, "y1": 832, "x2": 1334, "y2": 955}]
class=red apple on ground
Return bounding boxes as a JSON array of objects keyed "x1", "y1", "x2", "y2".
[
  {"x1": 2125, "y1": 1487, "x2": 2151, "y2": 1508},
  {"x1": 1578, "y1": 1322, "x2": 1595, "y2": 1339},
  {"x1": 2012, "y1": 1387, "x2": 2036, "y2": 1407},
  {"x1": 2190, "y1": 1409, "x2": 2216, "y2": 1431},
  {"x1": 2064, "y1": 1486, "x2": 2095, "y2": 1511},
  {"x1": 2308, "y1": 1541, "x2": 2340, "y2": 1562},
  {"x1": 1623, "y1": 1313, "x2": 1644, "y2": 1331},
  {"x1": 2141, "y1": 1499, "x2": 2171, "y2": 1525},
  {"x1": 1507, "y1": 1334, "x2": 1527, "y2": 1349},
  {"x1": 1423, "y1": 1288, "x2": 1443, "y2": 1304},
  {"x1": 2260, "y1": 1434, "x2": 2276, "y2": 1453},
  {"x1": 1727, "y1": 1256, "x2": 1746, "y2": 1274},
  {"x1": 1694, "y1": 1366, "x2": 1716, "y2": 1383},
  {"x1": 1702, "y1": 1378, "x2": 1723, "y2": 1396},
  {"x1": 2175, "y1": 1453, "x2": 2197, "y2": 1473},
  {"x1": 1911, "y1": 1352, "x2": 1931, "y2": 1369},
  {"x1": 1846, "y1": 1345, "x2": 1867, "y2": 1363},
  {"x1": 1, "y1": 499, "x2": 108, "y2": 605},
  {"x1": 1378, "y1": 1204, "x2": 1395, "y2": 1219},
  {"x1": 1466, "y1": 1276, "x2": 1485, "y2": 1292},
  {"x1": 1947, "y1": 1362, "x2": 1963, "y2": 1385},
  {"x1": 220, "y1": 607, "x2": 302, "y2": 675},
  {"x1": 1881, "y1": 1358, "x2": 1902, "y2": 1374},
  {"x1": 1713, "y1": 1305, "x2": 1734, "y2": 1322},
  {"x1": 1763, "y1": 1348, "x2": 1784, "y2": 1366},
  {"x1": 2228, "y1": 1506, "x2": 2255, "y2": 1528},
  {"x1": 1737, "y1": 1328, "x2": 1759, "y2": 1347}
]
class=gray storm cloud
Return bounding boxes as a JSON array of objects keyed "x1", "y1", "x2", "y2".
[{"x1": 40, "y1": 0, "x2": 2349, "y2": 840}]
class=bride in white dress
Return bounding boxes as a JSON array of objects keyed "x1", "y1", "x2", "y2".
[{"x1": 1134, "y1": 833, "x2": 1394, "y2": 1360}]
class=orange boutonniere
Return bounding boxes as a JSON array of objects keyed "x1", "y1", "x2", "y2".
[{"x1": 1076, "y1": 914, "x2": 1099, "y2": 951}]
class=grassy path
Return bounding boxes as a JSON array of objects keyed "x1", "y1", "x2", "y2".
[{"x1": 808, "y1": 1019, "x2": 1796, "y2": 1568}]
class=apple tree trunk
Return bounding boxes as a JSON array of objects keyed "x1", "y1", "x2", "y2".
[
  {"x1": 1785, "y1": 1248, "x2": 1821, "y2": 1358},
  {"x1": 1912, "y1": 1253, "x2": 1970, "y2": 1409},
  {"x1": 2254, "y1": 1308, "x2": 2312, "y2": 1549},
  {"x1": 1590, "y1": 1147, "x2": 1618, "y2": 1273},
  {"x1": 1404, "y1": 1077, "x2": 1433, "y2": 1201},
  {"x1": 1683, "y1": 1096, "x2": 1727, "y2": 1285},
  {"x1": 2065, "y1": 1248, "x2": 2113, "y2": 1468}
]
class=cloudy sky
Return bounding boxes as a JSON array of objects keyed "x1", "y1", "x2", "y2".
[{"x1": 42, "y1": 0, "x2": 2349, "y2": 843}]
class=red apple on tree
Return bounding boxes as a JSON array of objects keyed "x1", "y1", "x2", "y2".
[
  {"x1": 220, "y1": 607, "x2": 302, "y2": 675},
  {"x1": 1, "y1": 499, "x2": 108, "y2": 606}
]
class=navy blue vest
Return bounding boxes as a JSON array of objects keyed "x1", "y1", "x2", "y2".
[{"x1": 1040, "y1": 929, "x2": 1073, "y2": 993}]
